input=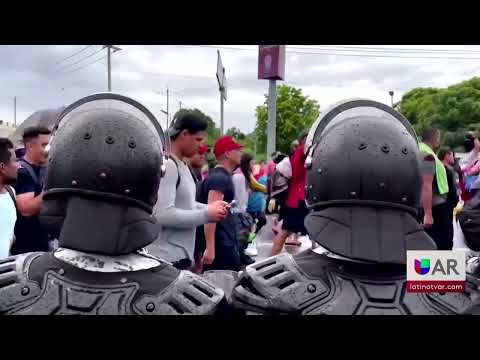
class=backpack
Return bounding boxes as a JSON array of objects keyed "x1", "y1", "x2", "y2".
[
  {"x1": 232, "y1": 211, "x2": 254, "y2": 248},
  {"x1": 268, "y1": 168, "x2": 290, "y2": 202}
]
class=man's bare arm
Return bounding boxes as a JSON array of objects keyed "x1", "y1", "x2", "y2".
[
  {"x1": 16, "y1": 192, "x2": 43, "y2": 217},
  {"x1": 421, "y1": 174, "x2": 434, "y2": 226},
  {"x1": 203, "y1": 190, "x2": 225, "y2": 264}
]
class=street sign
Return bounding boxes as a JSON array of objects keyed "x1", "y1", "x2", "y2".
[
  {"x1": 217, "y1": 50, "x2": 227, "y2": 101},
  {"x1": 258, "y1": 45, "x2": 286, "y2": 80},
  {"x1": 216, "y1": 50, "x2": 227, "y2": 135},
  {"x1": 216, "y1": 50, "x2": 225, "y2": 88},
  {"x1": 222, "y1": 72, "x2": 227, "y2": 101}
]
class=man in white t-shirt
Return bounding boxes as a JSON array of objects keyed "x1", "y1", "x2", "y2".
[{"x1": 0, "y1": 138, "x2": 18, "y2": 259}]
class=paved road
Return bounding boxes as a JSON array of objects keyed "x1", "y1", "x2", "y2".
[{"x1": 254, "y1": 215, "x2": 312, "y2": 262}]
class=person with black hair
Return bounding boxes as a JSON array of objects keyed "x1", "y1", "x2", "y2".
[
  {"x1": 11, "y1": 126, "x2": 51, "y2": 255},
  {"x1": 186, "y1": 144, "x2": 209, "y2": 184},
  {"x1": 232, "y1": 153, "x2": 267, "y2": 262},
  {"x1": 461, "y1": 131, "x2": 480, "y2": 170},
  {"x1": 419, "y1": 127, "x2": 452, "y2": 250},
  {"x1": 0, "y1": 138, "x2": 18, "y2": 259},
  {"x1": 271, "y1": 131, "x2": 309, "y2": 255},
  {"x1": 233, "y1": 153, "x2": 266, "y2": 213},
  {"x1": 146, "y1": 110, "x2": 228, "y2": 270},
  {"x1": 185, "y1": 143, "x2": 210, "y2": 274},
  {"x1": 438, "y1": 147, "x2": 460, "y2": 247}
]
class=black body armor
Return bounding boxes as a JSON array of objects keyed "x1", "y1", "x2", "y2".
[
  {"x1": 0, "y1": 253, "x2": 224, "y2": 315},
  {"x1": 228, "y1": 99, "x2": 480, "y2": 314},
  {"x1": 230, "y1": 251, "x2": 477, "y2": 315},
  {"x1": 2, "y1": 93, "x2": 226, "y2": 316}
]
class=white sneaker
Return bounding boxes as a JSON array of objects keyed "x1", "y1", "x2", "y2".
[{"x1": 244, "y1": 242, "x2": 258, "y2": 256}]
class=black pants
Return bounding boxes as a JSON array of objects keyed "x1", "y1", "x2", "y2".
[
  {"x1": 425, "y1": 203, "x2": 453, "y2": 250},
  {"x1": 248, "y1": 211, "x2": 267, "y2": 234}
]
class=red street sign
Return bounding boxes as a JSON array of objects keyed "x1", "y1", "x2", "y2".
[{"x1": 258, "y1": 45, "x2": 285, "y2": 80}]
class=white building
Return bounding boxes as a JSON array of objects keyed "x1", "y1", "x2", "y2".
[{"x1": 0, "y1": 120, "x2": 16, "y2": 138}]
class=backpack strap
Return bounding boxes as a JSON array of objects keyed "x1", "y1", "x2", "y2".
[
  {"x1": 169, "y1": 156, "x2": 181, "y2": 190},
  {"x1": 18, "y1": 159, "x2": 40, "y2": 187},
  {"x1": 188, "y1": 165, "x2": 201, "y2": 185},
  {"x1": 5, "y1": 185, "x2": 16, "y2": 209}
]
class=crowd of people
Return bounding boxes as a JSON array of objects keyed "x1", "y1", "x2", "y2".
[
  {"x1": 0, "y1": 109, "x2": 311, "y2": 276},
  {"x1": 0, "y1": 94, "x2": 479, "y2": 315},
  {"x1": 419, "y1": 127, "x2": 480, "y2": 253},
  {"x1": 2, "y1": 113, "x2": 480, "y2": 270},
  {"x1": 144, "y1": 109, "x2": 312, "y2": 273},
  {"x1": 0, "y1": 127, "x2": 51, "y2": 259}
]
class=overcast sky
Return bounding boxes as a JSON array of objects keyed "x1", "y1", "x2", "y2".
[{"x1": 1, "y1": 45, "x2": 480, "y2": 134}]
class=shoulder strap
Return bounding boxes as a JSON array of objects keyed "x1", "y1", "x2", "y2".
[
  {"x1": 5, "y1": 185, "x2": 16, "y2": 209},
  {"x1": 169, "y1": 156, "x2": 181, "y2": 190},
  {"x1": 187, "y1": 165, "x2": 199, "y2": 185},
  {"x1": 18, "y1": 159, "x2": 40, "y2": 187}
]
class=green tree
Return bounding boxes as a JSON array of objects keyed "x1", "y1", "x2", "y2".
[
  {"x1": 226, "y1": 127, "x2": 246, "y2": 141},
  {"x1": 398, "y1": 76, "x2": 480, "y2": 150},
  {"x1": 254, "y1": 84, "x2": 320, "y2": 155}
]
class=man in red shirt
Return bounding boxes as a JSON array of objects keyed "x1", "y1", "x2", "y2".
[{"x1": 271, "y1": 132, "x2": 309, "y2": 255}]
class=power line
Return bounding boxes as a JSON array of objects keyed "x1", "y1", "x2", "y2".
[
  {"x1": 61, "y1": 55, "x2": 107, "y2": 75},
  {"x1": 55, "y1": 45, "x2": 93, "y2": 65},
  {"x1": 140, "y1": 70, "x2": 211, "y2": 80},
  {"x1": 288, "y1": 45, "x2": 480, "y2": 54},
  {"x1": 57, "y1": 46, "x2": 104, "y2": 70},
  {"x1": 195, "y1": 45, "x2": 480, "y2": 60}
]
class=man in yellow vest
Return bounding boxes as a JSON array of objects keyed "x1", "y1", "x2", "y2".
[{"x1": 420, "y1": 128, "x2": 451, "y2": 250}]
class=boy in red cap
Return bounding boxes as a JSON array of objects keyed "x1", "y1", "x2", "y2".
[{"x1": 197, "y1": 136, "x2": 244, "y2": 271}]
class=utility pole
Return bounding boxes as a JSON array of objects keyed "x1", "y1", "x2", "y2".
[
  {"x1": 166, "y1": 87, "x2": 170, "y2": 127},
  {"x1": 220, "y1": 86, "x2": 224, "y2": 135},
  {"x1": 179, "y1": 101, "x2": 182, "y2": 110},
  {"x1": 267, "y1": 79, "x2": 277, "y2": 157},
  {"x1": 389, "y1": 90, "x2": 394, "y2": 108},
  {"x1": 160, "y1": 110, "x2": 168, "y2": 130},
  {"x1": 103, "y1": 45, "x2": 122, "y2": 92},
  {"x1": 258, "y1": 45, "x2": 285, "y2": 156},
  {"x1": 13, "y1": 96, "x2": 16, "y2": 126}
]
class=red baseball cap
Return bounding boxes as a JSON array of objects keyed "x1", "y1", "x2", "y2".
[
  {"x1": 213, "y1": 136, "x2": 244, "y2": 157},
  {"x1": 198, "y1": 144, "x2": 210, "y2": 155}
]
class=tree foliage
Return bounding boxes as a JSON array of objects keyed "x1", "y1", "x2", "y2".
[
  {"x1": 226, "y1": 127, "x2": 246, "y2": 141},
  {"x1": 254, "y1": 84, "x2": 320, "y2": 155},
  {"x1": 398, "y1": 77, "x2": 480, "y2": 149}
]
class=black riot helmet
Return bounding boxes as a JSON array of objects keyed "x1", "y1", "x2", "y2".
[
  {"x1": 40, "y1": 93, "x2": 167, "y2": 255},
  {"x1": 304, "y1": 99, "x2": 436, "y2": 264},
  {"x1": 44, "y1": 93, "x2": 166, "y2": 211}
]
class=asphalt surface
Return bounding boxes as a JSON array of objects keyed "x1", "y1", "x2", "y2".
[{"x1": 254, "y1": 215, "x2": 312, "y2": 261}]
